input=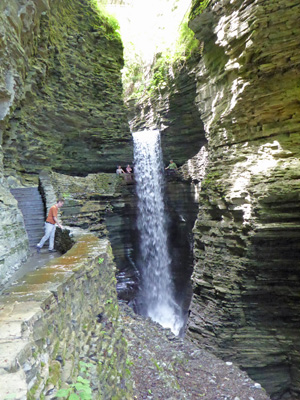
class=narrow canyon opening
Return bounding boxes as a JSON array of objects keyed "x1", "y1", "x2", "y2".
[{"x1": 0, "y1": 0, "x2": 299, "y2": 399}]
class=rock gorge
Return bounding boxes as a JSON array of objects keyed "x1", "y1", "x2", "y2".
[
  {"x1": 0, "y1": 0, "x2": 299, "y2": 399},
  {"x1": 188, "y1": 1, "x2": 300, "y2": 398},
  {"x1": 130, "y1": 0, "x2": 300, "y2": 398}
]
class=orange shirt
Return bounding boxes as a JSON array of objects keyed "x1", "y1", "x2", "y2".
[{"x1": 46, "y1": 205, "x2": 58, "y2": 225}]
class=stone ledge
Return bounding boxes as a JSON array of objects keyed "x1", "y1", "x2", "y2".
[{"x1": 0, "y1": 228, "x2": 128, "y2": 400}]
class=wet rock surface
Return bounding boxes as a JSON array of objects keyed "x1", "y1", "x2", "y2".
[
  {"x1": 120, "y1": 303, "x2": 270, "y2": 400},
  {"x1": 106, "y1": 174, "x2": 199, "y2": 317},
  {"x1": 126, "y1": 0, "x2": 300, "y2": 397},
  {"x1": 0, "y1": 179, "x2": 29, "y2": 287}
]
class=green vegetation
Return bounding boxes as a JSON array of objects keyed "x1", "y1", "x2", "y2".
[
  {"x1": 190, "y1": 0, "x2": 212, "y2": 20},
  {"x1": 123, "y1": 12, "x2": 200, "y2": 102},
  {"x1": 56, "y1": 362, "x2": 94, "y2": 400},
  {"x1": 90, "y1": 0, "x2": 121, "y2": 41}
]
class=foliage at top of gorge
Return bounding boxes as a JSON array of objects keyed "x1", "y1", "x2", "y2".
[
  {"x1": 90, "y1": 0, "x2": 121, "y2": 41},
  {"x1": 189, "y1": 0, "x2": 212, "y2": 20},
  {"x1": 122, "y1": 12, "x2": 200, "y2": 104}
]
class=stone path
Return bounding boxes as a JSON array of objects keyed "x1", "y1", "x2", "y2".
[
  {"x1": 0, "y1": 249, "x2": 61, "y2": 295},
  {"x1": 10, "y1": 187, "x2": 45, "y2": 248}
]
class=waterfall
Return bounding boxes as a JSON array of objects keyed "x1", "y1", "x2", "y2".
[{"x1": 132, "y1": 130, "x2": 183, "y2": 335}]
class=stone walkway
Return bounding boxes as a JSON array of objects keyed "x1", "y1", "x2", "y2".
[{"x1": 0, "y1": 248, "x2": 61, "y2": 295}]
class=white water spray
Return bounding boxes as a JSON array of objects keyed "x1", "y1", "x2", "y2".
[{"x1": 133, "y1": 130, "x2": 183, "y2": 335}]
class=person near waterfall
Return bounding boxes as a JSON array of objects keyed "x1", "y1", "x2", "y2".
[
  {"x1": 116, "y1": 165, "x2": 125, "y2": 175},
  {"x1": 36, "y1": 199, "x2": 64, "y2": 253},
  {"x1": 165, "y1": 160, "x2": 177, "y2": 173}
]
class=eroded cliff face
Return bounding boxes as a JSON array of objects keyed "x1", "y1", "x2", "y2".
[
  {"x1": 187, "y1": 0, "x2": 300, "y2": 398},
  {"x1": 129, "y1": 55, "x2": 207, "y2": 166},
  {"x1": 0, "y1": 0, "x2": 131, "y2": 178},
  {"x1": 0, "y1": 0, "x2": 132, "y2": 284}
]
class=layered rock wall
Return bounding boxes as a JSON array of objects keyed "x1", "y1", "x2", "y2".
[
  {"x1": 129, "y1": 56, "x2": 207, "y2": 166},
  {"x1": 0, "y1": 0, "x2": 131, "y2": 178},
  {"x1": 0, "y1": 170, "x2": 271, "y2": 400},
  {"x1": 0, "y1": 0, "x2": 131, "y2": 286},
  {"x1": 187, "y1": 0, "x2": 300, "y2": 398}
]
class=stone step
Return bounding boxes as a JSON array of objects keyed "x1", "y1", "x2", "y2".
[
  {"x1": 27, "y1": 229, "x2": 44, "y2": 234},
  {"x1": 10, "y1": 187, "x2": 46, "y2": 247},
  {"x1": 23, "y1": 213, "x2": 45, "y2": 220},
  {"x1": 29, "y1": 236, "x2": 44, "y2": 242},
  {"x1": 10, "y1": 192, "x2": 41, "y2": 200},
  {"x1": 15, "y1": 201, "x2": 44, "y2": 207},
  {"x1": 10, "y1": 187, "x2": 40, "y2": 194},
  {"x1": 14, "y1": 200, "x2": 44, "y2": 206},
  {"x1": 22, "y1": 223, "x2": 45, "y2": 230},
  {"x1": 27, "y1": 229, "x2": 45, "y2": 234}
]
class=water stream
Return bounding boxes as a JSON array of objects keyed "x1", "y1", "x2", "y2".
[{"x1": 132, "y1": 130, "x2": 183, "y2": 335}]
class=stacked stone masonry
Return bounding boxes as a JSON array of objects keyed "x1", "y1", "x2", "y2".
[{"x1": 0, "y1": 231, "x2": 132, "y2": 400}]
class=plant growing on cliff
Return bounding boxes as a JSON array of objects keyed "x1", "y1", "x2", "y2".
[
  {"x1": 90, "y1": 0, "x2": 121, "y2": 41},
  {"x1": 145, "y1": 18, "x2": 199, "y2": 96},
  {"x1": 123, "y1": 11, "x2": 200, "y2": 101},
  {"x1": 190, "y1": 0, "x2": 212, "y2": 20},
  {"x1": 56, "y1": 362, "x2": 93, "y2": 400}
]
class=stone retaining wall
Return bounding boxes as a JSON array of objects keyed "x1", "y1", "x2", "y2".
[
  {"x1": 0, "y1": 230, "x2": 132, "y2": 400},
  {"x1": 1, "y1": 0, "x2": 131, "y2": 179}
]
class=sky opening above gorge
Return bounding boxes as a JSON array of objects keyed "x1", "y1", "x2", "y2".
[{"x1": 104, "y1": 0, "x2": 192, "y2": 62}]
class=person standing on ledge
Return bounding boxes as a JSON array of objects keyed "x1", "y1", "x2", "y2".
[
  {"x1": 36, "y1": 198, "x2": 64, "y2": 253},
  {"x1": 165, "y1": 159, "x2": 177, "y2": 173},
  {"x1": 116, "y1": 165, "x2": 125, "y2": 175}
]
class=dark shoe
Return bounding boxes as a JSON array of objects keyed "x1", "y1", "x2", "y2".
[
  {"x1": 48, "y1": 249, "x2": 57, "y2": 253},
  {"x1": 36, "y1": 246, "x2": 41, "y2": 253}
]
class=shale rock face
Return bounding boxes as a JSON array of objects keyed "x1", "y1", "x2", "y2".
[
  {"x1": 33, "y1": 171, "x2": 270, "y2": 400},
  {"x1": 187, "y1": 0, "x2": 300, "y2": 398},
  {"x1": 129, "y1": 56, "x2": 207, "y2": 166},
  {"x1": 0, "y1": 0, "x2": 131, "y2": 177}
]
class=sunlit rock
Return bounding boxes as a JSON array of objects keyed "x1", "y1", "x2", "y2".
[{"x1": 187, "y1": 0, "x2": 300, "y2": 398}]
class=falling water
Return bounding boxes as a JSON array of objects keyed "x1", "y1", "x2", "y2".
[{"x1": 132, "y1": 130, "x2": 183, "y2": 335}]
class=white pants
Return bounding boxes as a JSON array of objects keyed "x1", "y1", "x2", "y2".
[{"x1": 37, "y1": 222, "x2": 56, "y2": 250}]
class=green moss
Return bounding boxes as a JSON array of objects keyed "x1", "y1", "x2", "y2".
[
  {"x1": 189, "y1": 0, "x2": 213, "y2": 20},
  {"x1": 48, "y1": 360, "x2": 62, "y2": 386},
  {"x1": 27, "y1": 376, "x2": 43, "y2": 400},
  {"x1": 52, "y1": 340, "x2": 61, "y2": 361},
  {"x1": 123, "y1": 10, "x2": 200, "y2": 102}
]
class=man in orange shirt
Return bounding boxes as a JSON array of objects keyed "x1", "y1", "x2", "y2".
[{"x1": 36, "y1": 199, "x2": 64, "y2": 253}]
